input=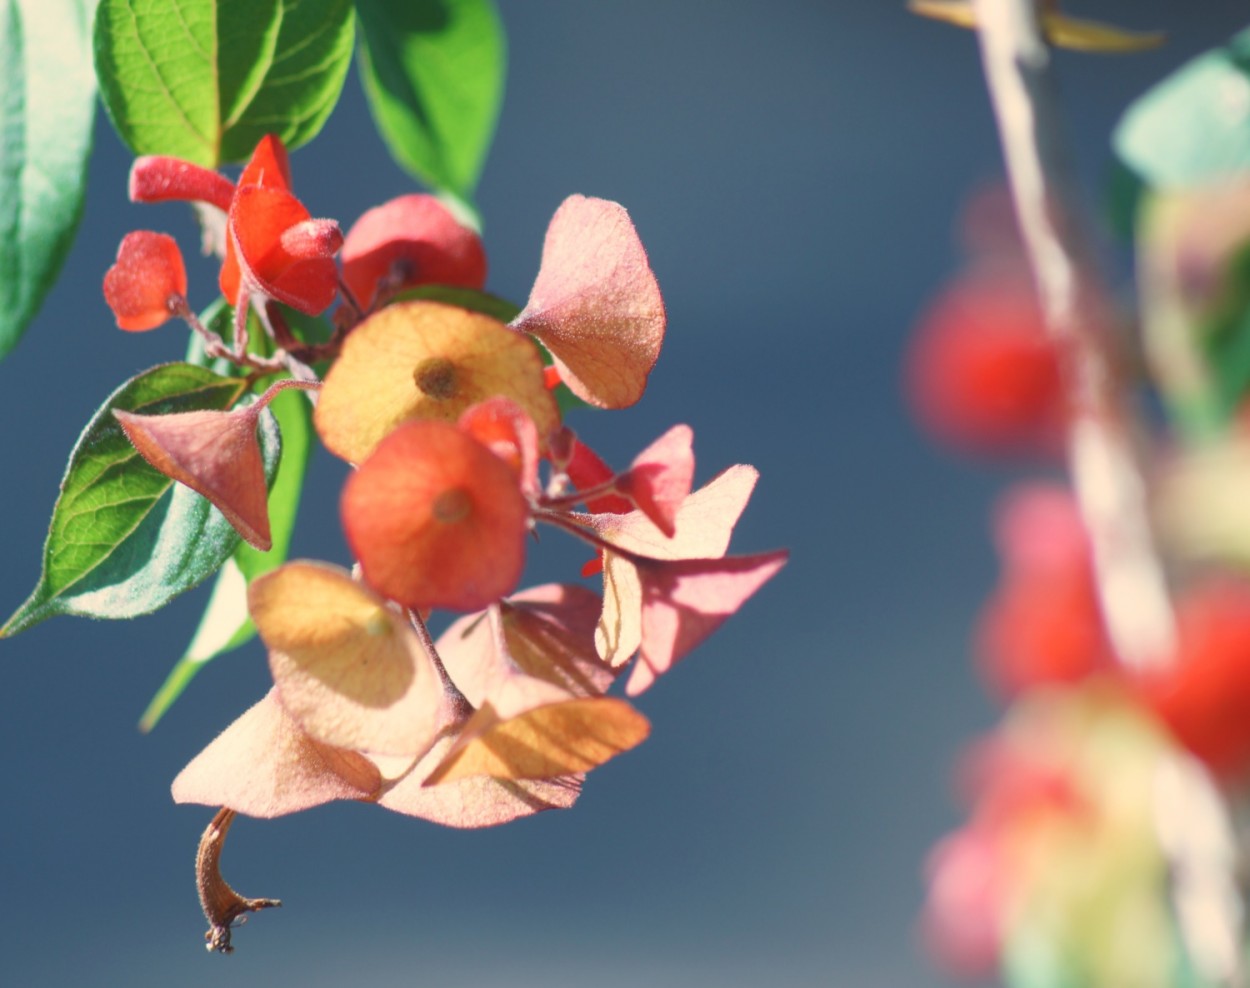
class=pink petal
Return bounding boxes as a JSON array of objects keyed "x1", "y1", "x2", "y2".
[
  {"x1": 512, "y1": 195, "x2": 665, "y2": 408},
  {"x1": 626, "y1": 549, "x2": 789, "y2": 695},
  {"x1": 616, "y1": 424, "x2": 694, "y2": 537},
  {"x1": 375, "y1": 734, "x2": 582, "y2": 827},
  {"x1": 172, "y1": 690, "x2": 381, "y2": 819},
  {"x1": 113, "y1": 403, "x2": 271, "y2": 549}
]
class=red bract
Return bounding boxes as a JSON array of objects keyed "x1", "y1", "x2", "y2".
[
  {"x1": 1142, "y1": 580, "x2": 1250, "y2": 779},
  {"x1": 342, "y1": 419, "x2": 530, "y2": 611},
  {"x1": 341, "y1": 194, "x2": 487, "y2": 309},
  {"x1": 218, "y1": 135, "x2": 295, "y2": 303},
  {"x1": 227, "y1": 184, "x2": 341, "y2": 315},
  {"x1": 129, "y1": 157, "x2": 234, "y2": 212},
  {"x1": 458, "y1": 397, "x2": 541, "y2": 499},
  {"x1": 552, "y1": 429, "x2": 633, "y2": 515},
  {"x1": 906, "y1": 273, "x2": 1066, "y2": 455},
  {"x1": 103, "y1": 231, "x2": 188, "y2": 331}
]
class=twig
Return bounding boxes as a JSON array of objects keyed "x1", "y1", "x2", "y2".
[
  {"x1": 971, "y1": 0, "x2": 1175, "y2": 671},
  {"x1": 971, "y1": 1, "x2": 1244, "y2": 983}
]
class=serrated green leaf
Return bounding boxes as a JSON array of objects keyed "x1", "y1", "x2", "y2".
[
  {"x1": 1, "y1": 363, "x2": 280, "y2": 637},
  {"x1": 355, "y1": 0, "x2": 505, "y2": 206},
  {"x1": 139, "y1": 381, "x2": 313, "y2": 730},
  {"x1": 0, "y1": 0, "x2": 97, "y2": 362},
  {"x1": 1114, "y1": 27, "x2": 1250, "y2": 192},
  {"x1": 94, "y1": 0, "x2": 355, "y2": 166}
]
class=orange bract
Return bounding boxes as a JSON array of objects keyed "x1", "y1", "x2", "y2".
[
  {"x1": 342, "y1": 420, "x2": 530, "y2": 612},
  {"x1": 315, "y1": 300, "x2": 559, "y2": 464}
]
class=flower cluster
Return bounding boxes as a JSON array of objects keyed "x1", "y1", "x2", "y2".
[{"x1": 103, "y1": 135, "x2": 786, "y2": 950}]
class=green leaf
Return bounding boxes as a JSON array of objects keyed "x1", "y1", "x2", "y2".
[
  {"x1": 1, "y1": 363, "x2": 280, "y2": 637},
  {"x1": 94, "y1": 0, "x2": 355, "y2": 166},
  {"x1": 394, "y1": 282, "x2": 519, "y2": 321},
  {"x1": 139, "y1": 382, "x2": 313, "y2": 730},
  {"x1": 1114, "y1": 26, "x2": 1250, "y2": 192},
  {"x1": 0, "y1": 0, "x2": 98, "y2": 362},
  {"x1": 355, "y1": 0, "x2": 505, "y2": 207}
]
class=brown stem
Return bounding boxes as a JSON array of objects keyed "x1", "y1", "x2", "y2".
[{"x1": 195, "y1": 807, "x2": 281, "y2": 954}]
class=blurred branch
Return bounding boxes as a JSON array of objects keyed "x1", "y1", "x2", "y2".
[
  {"x1": 971, "y1": 2, "x2": 1246, "y2": 984},
  {"x1": 971, "y1": 0, "x2": 1175, "y2": 672}
]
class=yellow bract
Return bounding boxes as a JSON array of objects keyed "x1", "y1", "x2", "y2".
[
  {"x1": 250, "y1": 562, "x2": 450, "y2": 756},
  {"x1": 315, "y1": 300, "x2": 560, "y2": 464},
  {"x1": 908, "y1": 1, "x2": 1164, "y2": 53},
  {"x1": 425, "y1": 693, "x2": 651, "y2": 784}
]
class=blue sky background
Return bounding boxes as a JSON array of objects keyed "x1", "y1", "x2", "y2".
[{"x1": 1, "y1": 2, "x2": 1247, "y2": 985}]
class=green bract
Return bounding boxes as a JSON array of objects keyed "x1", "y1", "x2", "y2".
[
  {"x1": 0, "y1": 0, "x2": 97, "y2": 363},
  {"x1": 1, "y1": 364, "x2": 280, "y2": 637},
  {"x1": 94, "y1": 0, "x2": 355, "y2": 166}
]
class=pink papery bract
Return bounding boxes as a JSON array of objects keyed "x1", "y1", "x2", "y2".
[
  {"x1": 512, "y1": 195, "x2": 665, "y2": 409},
  {"x1": 626, "y1": 549, "x2": 789, "y2": 695},
  {"x1": 590, "y1": 464, "x2": 759, "y2": 665},
  {"x1": 437, "y1": 584, "x2": 618, "y2": 705},
  {"x1": 375, "y1": 735, "x2": 582, "y2": 826},
  {"x1": 113, "y1": 403, "x2": 272, "y2": 550},
  {"x1": 252, "y1": 561, "x2": 455, "y2": 756},
  {"x1": 617, "y1": 424, "x2": 695, "y2": 537},
  {"x1": 172, "y1": 689, "x2": 381, "y2": 819}
]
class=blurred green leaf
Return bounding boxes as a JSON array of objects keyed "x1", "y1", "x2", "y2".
[
  {"x1": 139, "y1": 383, "x2": 312, "y2": 730},
  {"x1": 94, "y1": 0, "x2": 355, "y2": 166},
  {"x1": 355, "y1": 0, "x2": 505, "y2": 208},
  {"x1": 0, "y1": 0, "x2": 97, "y2": 363},
  {"x1": 1114, "y1": 27, "x2": 1250, "y2": 192},
  {"x1": 1, "y1": 364, "x2": 279, "y2": 637}
]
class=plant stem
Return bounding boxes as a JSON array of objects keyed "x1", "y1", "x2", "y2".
[
  {"x1": 971, "y1": 2, "x2": 1245, "y2": 983},
  {"x1": 972, "y1": 0, "x2": 1174, "y2": 671}
]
